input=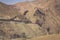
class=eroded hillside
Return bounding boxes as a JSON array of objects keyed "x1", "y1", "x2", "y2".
[{"x1": 0, "y1": 0, "x2": 60, "y2": 40}]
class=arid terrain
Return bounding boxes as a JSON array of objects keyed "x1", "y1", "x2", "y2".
[{"x1": 0, "y1": 0, "x2": 60, "y2": 40}]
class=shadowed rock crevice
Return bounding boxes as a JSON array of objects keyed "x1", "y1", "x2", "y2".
[
  {"x1": 34, "y1": 9, "x2": 45, "y2": 27},
  {"x1": 24, "y1": 10, "x2": 29, "y2": 15}
]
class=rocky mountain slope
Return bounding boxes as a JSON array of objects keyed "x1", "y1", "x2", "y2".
[
  {"x1": 0, "y1": 0, "x2": 60, "y2": 40},
  {"x1": 0, "y1": 2, "x2": 20, "y2": 19},
  {"x1": 12, "y1": 0, "x2": 60, "y2": 34}
]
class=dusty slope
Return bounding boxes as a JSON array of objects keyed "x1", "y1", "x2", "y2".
[
  {"x1": 31, "y1": 34, "x2": 60, "y2": 40},
  {"x1": 0, "y1": 0, "x2": 60, "y2": 40}
]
